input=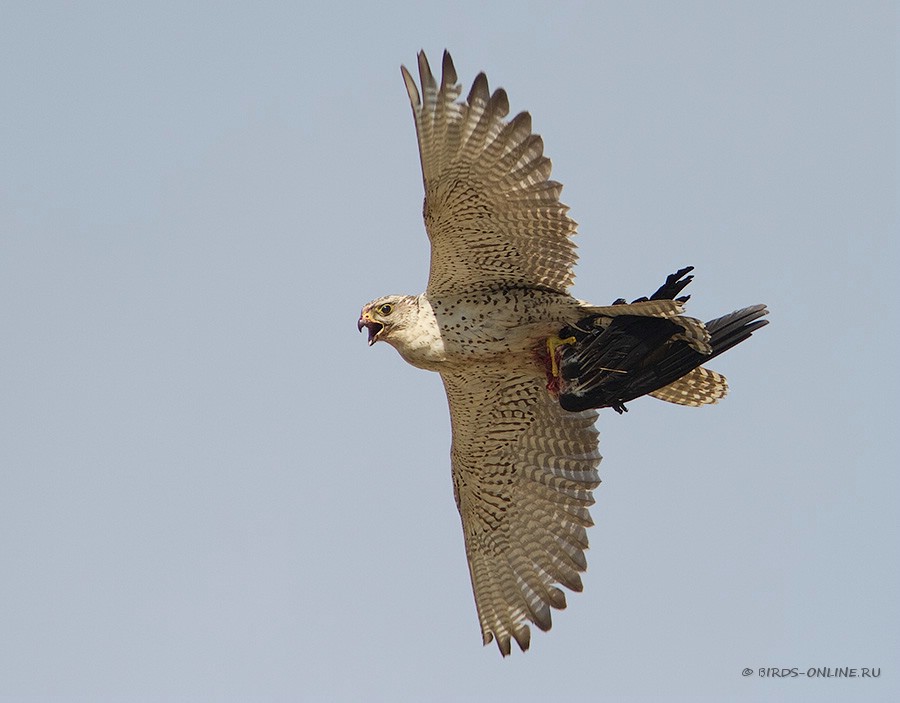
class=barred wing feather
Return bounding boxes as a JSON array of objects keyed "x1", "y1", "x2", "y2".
[
  {"x1": 440, "y1": 367, "x2": 601, "y2": 655},
  {"x1": 402, "y1": 51, "x2": 579, "y2": 297}
]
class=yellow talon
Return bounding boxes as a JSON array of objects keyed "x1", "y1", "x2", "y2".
[{"x1": 547, "y1": 335, "x2": 576, "y2": 377}]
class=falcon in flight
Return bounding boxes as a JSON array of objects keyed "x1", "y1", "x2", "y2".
[{"x1": 358, "y1": 50, "x2": 768, "y2": 656}]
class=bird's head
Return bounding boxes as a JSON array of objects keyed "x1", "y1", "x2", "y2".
[{"x1": 358, "y1": 295, "x2": 418, "y2": 347}]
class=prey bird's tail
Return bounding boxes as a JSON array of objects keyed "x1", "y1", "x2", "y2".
[{"x1": 556, "y1": 268, "x2": 768, "y2": 413}]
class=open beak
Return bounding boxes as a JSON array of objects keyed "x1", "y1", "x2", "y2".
[{"x1": 357, "y1": 314, "x2": 384, "y2": 346}]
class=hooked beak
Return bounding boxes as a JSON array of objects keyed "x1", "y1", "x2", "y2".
[{"x1": 357, "y1": 313, "x2": 384, "y2": 346}]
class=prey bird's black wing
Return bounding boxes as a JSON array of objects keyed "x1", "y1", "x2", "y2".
[{"x1": 557, "y1": 270, "x2": 768, "y2": 412}]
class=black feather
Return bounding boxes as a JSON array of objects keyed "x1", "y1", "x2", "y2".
[{"x1": 556, "y1": 269, "x2": 767, "y2": 413}]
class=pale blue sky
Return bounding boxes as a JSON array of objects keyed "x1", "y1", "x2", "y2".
[{"x1": 1, "y1": 2, "x2": 897, "y2": 701}]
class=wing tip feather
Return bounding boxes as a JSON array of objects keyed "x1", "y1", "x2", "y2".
[
  {"x1": 400, "y1": 63, "x2": 420, "y2": 107},
  {"x1": 441, "y1": 49, "x2": 458, "y2": 89},
  {"x1": 467, "y1": 71, "x2": 490, "y2": 105},
  {"x1": 417, "y1": 50, "x2": 436, "y2": 95}
]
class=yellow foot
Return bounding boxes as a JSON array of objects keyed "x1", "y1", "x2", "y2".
[{"x1": 547, "y1": 334, "x2": 577, "y2": 377}]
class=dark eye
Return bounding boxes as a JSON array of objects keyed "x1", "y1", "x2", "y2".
[{"x1": 379, "y1": 303, "x2": 393, "y2": 315}]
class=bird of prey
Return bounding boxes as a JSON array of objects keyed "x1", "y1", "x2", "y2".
[{"x1": 358, "y1": 50, "x2": 768, "y2": 656}]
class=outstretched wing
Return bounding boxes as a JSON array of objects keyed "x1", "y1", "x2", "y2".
[
  {"x1": 402, "y1": 50, "x2": 578, "y2": 297},
  {"x1": 440, "y1": 366, "x2": 601, "y2": 655}
]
